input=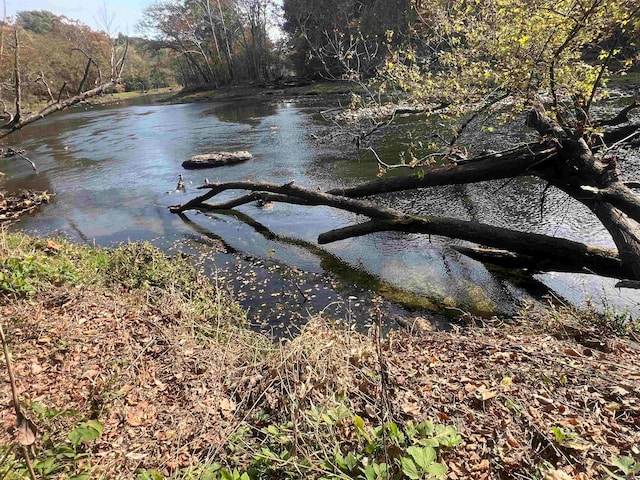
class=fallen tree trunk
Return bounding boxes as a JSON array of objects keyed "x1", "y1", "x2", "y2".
[
  {"x1": 0, "y1": 81, "x2": 117, "y2": 140},
  {"x1": 170, "y1": 102, "x2": 640, "y2": 284}
]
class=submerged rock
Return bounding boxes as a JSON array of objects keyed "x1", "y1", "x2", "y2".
[{"x1": 182, "y1": 151, "x2": 253, "y2": 169}]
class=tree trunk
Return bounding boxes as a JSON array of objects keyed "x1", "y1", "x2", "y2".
[{"x1": 170, "y1": 103, "x2": 640, "y2": 282}]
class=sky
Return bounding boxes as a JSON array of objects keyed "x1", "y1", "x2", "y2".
[{"x1": 3, "y1": 0, "x2": 152, "y2": 35}]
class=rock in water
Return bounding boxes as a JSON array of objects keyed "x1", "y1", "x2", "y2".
[{"x1": 182, "y1": 151, "x2": 253, "y2": 169}]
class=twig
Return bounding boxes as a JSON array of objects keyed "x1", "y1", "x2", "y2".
[
  {"x1": 0, "y1": 324, "x2": 20, "y2": 425},
  {"x1": 600, "y1": 129, "x2": 640, "y2": 156},
  {"x1": 0, "y1": 324, "x2": 37, "y2": 480},
  {"x1": 9, "y1": 148, "x2": 36, "y2": 171},
  {"x1": 368, "y1": 146, "x2": 413, "y2": 170}
]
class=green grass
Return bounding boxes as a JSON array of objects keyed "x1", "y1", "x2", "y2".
[{"x1": 0, "y1": 231, "x2": 245, "y2": 327}]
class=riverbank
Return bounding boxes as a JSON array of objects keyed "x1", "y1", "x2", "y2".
[
  {"x1": 1, "y1": 232, "x2": 638, "y2": 479},
  {"x1": 166, "y1": 79, "x2": 362, "y2": 104}
]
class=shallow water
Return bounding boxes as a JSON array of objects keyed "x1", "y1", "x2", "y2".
[{"x1": 3, "y1": 93, "x2": 639, "y2": 330}]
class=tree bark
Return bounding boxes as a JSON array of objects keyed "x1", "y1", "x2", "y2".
[{"x1": 170, "y1": 103, "x2": 640, "y2": 282}]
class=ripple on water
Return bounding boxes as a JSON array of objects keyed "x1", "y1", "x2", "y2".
[{"x1": 6, "y1": 95, "x2": 640, "y2": 325}]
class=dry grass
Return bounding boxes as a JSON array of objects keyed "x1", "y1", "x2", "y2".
[{"x1": 1, "y1": 233, "x2": 639, "y2": 479}]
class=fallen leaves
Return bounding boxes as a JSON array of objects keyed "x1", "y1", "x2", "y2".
[
  {"x1": 1, "y1": 286, "x2": 639, "y2": 479},
  {"x1": 15, "y1": 415, "x2": 37, "y2": 446}
]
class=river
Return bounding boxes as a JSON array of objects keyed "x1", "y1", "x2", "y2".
[{"x1": 3, "y1": 93, "x2": 639, "y2": 333}]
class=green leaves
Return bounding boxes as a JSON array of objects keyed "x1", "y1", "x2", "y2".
[
  {"x1": 402, "y1": 446, "x2": 447, "y2": 479},
  {"x1": 406, "y1": 445, "x2": 436, "y2": 469},
  {"x1": 68, "y1": 420, "x2": 103, "y2": 447}
]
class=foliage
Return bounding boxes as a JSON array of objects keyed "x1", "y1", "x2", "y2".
[
  {"x1": 1, "y1": 402, "x2": 103, "y2": 479},
  {"x1": 137, "y1": 411, "x2": 460, "y2": 479},
  {"x1": 282, "y1": 0, "x2": 410, "y2": 79},
  {"x1": 138, "y1": 0, "x2": 277, "y2": 87},
  {"x1": 603, "y1": 455, "x2": 640, "y2": 479},
  {"x1": 0, "y1": 14, "x2": 171, "y2": 115},
  {"x1": 376, "y1": 0, "x2": 639, "y2": 118},
  {"x1": 15, "y1": 10, "x2": 57, "y2": 34},
  {"x1": 0, "y1": 232, "x2": 245, "y2": 327}
]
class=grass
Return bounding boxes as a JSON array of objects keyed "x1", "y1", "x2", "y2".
[{"x1": 1, "y1": 231, "x2": 639, "y2": 479}]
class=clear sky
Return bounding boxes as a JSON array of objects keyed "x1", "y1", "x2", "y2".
[{"x1": 3, "y1": 0, "x2": 152, "y2": 35}]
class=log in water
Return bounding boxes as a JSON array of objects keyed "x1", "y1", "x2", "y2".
[{"x1": 182, "y1": 151, "x2": 253, "y2": 169}]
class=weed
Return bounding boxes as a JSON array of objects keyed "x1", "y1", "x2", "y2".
[
  {"x1": 1, "y1": 404, "x2": 103, "y2": 480},
  {"x1": 217, "y1": 409, "x2": 460, "y2": 480},
  {"x1": 602, "y1": 455, "x2": 640, "y2": 479}
]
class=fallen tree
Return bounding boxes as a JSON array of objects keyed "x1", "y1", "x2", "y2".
[
  {"x1": 171, "y1": 0, "x2": 640, "y2": 287},
  {"x1": 0, "y1": 28, "x2": 128, "y2": 143},
  {"x1": 169, "y1": 101, "x2": 639, "y2": 282}
]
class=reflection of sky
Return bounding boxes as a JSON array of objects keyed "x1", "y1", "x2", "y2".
[{"x1": 7, "y1": 95, "x2": 640, "y2": 317}]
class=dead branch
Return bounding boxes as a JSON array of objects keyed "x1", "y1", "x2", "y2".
[
  {"x1": 57, "y1": 81, "x2": 67, "y2": 103},
  {"x1": 0, "y1": 99, "x2": 13, "y2": 124},
  {"x1": 10, "y1": 148, "x2": 36, "y2": 170},
  {"x1": 0, "y1": 80, "x2": 118, "y2": 139},
  {"x1": 600, "y1": 100, "x2": 640, "y2": 127},
  {"x1": 328, "y1": 143, "x2": 557, "y2": 198},
  {"x1": 0, "y1": 323, "x2": 37, "y2": 480},
  {"x1": 35, "y1": 71, "x2": 55, "y2": 104},
  {"x1": 171, "y1": 179, "x2": 628, "y2": 279},
  {"x1": 0, "y1": 30, "x2": 128, "y2": 142},
  {"x1": 72, "y1": 47, "x2": 103, "y2": 87},
  {"x1": 11, "y1": 29, "x2": 21, "y2": 126},
  {"x1": 78, "y1": 57, "x2": 94, "y2": 94}
]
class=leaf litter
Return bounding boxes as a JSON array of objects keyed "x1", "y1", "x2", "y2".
[{"x1": 0, "y1": 261, "x2": 639, "y2": 478}]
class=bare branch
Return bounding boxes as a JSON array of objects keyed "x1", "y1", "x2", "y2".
[
  {"x1": 600, "y1": 100, "x2": 640, "y2": 127},
  {"x1": 328, "y1": 143, "x2": 557, "y2": 198},
  {"x1": 35, "y1": 71, "x2": 55, "y2": 104},
  {"x1": 0, "y1": 79, "x2": 118, "y2": 139},
  {"x1": 12, "y1": 29, "x2": 21, "y2": 126}
]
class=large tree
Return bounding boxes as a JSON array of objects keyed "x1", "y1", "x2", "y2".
[
  {"x1": 282, "y1": 0, "x2": 410, "y2": 79},
  {"x1": 173, "y1": 0, "x2": 640, "y2": 285}
]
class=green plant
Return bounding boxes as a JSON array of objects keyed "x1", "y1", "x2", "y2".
[
  {"x1": 237, "y1": 408, "x2": 460, "y2": 480},
  {"x1": 0, "y1": 412, "x2": 103, "y2": 480},
  {"x1": 0, "y1": 254, "x2": 78, "y2": 296},
  {"x1": 602, "y1": 455, "x2": 640, "y2": 479}
]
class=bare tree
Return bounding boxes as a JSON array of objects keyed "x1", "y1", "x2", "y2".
[{"x1": 0, "y1": 27, "x2": 128, "y2": 141}]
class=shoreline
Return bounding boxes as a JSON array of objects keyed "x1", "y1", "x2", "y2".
[{"x1": 0, "y1": 233, "x2": 638, "y2": 479}]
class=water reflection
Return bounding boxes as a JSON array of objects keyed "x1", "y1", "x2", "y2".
[{"x1": 3, "y1": 95, "x2": 639, "y2": 324}]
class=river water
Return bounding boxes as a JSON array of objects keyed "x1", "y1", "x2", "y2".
[{"x1": 3, "y1": 93, "x2": 639, "y2": 332}]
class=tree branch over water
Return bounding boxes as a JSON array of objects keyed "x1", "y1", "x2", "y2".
[
  {"x1": 170, "y1": 99, "x2": 640, "y2": 282},
  {"x1": 0, "y1": 29, "x2": 128, "y2": 141}
]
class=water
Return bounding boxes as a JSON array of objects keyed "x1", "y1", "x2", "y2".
[{"x1": 3, "y1": 94, "x2": 639, "y2": 331}]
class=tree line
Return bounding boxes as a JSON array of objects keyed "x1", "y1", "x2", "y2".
[{"x1": 0, "y1": 10, "x2": 173, "y2": 117}]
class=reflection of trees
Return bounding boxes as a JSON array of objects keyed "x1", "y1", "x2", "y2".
[
  {"x1": 176, "y1": 206, "x2": 552, "y2": 314},
  {"x1": 204, "y1": 100, "x2": 278, "y2": 126}
]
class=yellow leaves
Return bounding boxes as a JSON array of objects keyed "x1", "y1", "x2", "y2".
[{"x1": 517, "y1": 35, "x2": 530, "y2": 47}]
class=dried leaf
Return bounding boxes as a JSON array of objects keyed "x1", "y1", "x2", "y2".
[
  {"x1": 46, "y1": 240, "x2": 62, "y2": 251},
  {"x1": 506, "y1": 433, "x2": 521, "y2": 448},
  {"x1": 16, "y1": 415, "x2": 36, "y2": 446},
  {"x1": 219, "y1": 398, "x2": 236, "y2": 419}
]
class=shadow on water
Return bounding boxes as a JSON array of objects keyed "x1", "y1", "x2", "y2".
[
  {"x1": 176, "y1": 210, "x2": 453, "y2": 335},
  {"x1": 4, "y1": 93, "x2": 640, "y2": 332}
]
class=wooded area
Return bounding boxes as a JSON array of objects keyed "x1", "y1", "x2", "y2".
[{"x1": 172, "y1": 0, "x2": 640, "y2": 284}]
